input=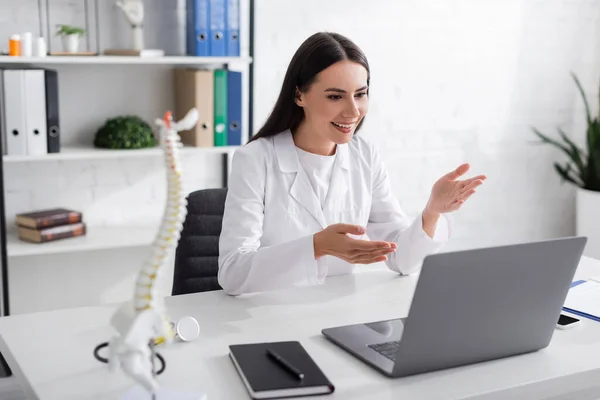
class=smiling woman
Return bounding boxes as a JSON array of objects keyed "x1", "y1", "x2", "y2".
[
  {"x1": 293, "y1": 60, "x2": 369, "y2": 155},
  {"x1": 217, "y1": 32, "x2": 486, "y2": 296}
]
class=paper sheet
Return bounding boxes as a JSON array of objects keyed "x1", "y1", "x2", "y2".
[{"x1": 564, "y1": 280, "x2": 600, "y2": 319}]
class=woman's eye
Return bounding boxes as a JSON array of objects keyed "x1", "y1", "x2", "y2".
[{"x1": 328, "y1": 93, "x2": 367, "y2": 100}]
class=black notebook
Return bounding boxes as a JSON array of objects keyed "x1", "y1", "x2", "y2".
[{"x1": 229, "y1": 341, "x2": 335, "y2": 399}]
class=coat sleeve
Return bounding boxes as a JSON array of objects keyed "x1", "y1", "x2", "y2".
[
  {"x1": 365, "y1": 144, "x2": 452, "y2": 275},
  {"x1": 217, "y1": 142, "x2": 325, "y2": 295}
]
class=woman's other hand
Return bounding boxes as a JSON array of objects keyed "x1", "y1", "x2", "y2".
[{"x1": 425, "y1": 163, "x2": 486, "y2": 214}]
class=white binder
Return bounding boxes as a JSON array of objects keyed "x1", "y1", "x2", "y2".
[
  {"x1": 23, "y1": 70, "x2": 48, "y2": 156},
  {"x1": 2, "y1": 70, "x2": 27, "y2": 156}
]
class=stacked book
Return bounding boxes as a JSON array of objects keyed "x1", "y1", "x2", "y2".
[{"x1": 16, "y1": 208, "x2": 86, "y2": 243}]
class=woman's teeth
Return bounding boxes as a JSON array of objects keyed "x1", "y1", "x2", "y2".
[{"x1": 332, "y1": 122, "x2": 352, "y2": 129}]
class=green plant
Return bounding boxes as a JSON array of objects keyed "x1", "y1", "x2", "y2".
[
  {"x1": 532, "y1": 73, "x2": 600, "y2": 192},
  {"x1": 55, "y1": 24, "x2": 86, "y2": 37},
  {"x1": 94, "y1": 116, "x2": 157, "y2": 150}
]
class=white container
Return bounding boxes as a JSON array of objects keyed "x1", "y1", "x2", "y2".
[
  {"x1": 21, "y1": 32, "x2": 32, "y2": 57},
  {"x1": 35, "y1": 37, "x2": 47, "y2": 57},
  {"x1": 576, "y1": 187, "x2": 600, "y2": 260},
  {"x1": 62, "y1": 34, "x2": 79, "y2": 53}
]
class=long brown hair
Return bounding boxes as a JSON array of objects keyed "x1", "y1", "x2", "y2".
[{"x1": 248, "y1": 32, "x2": 370, "y2": 143}]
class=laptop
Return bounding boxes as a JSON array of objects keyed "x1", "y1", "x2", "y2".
[{"x1": 321, "y1": 236, "x2": 587, "y2": 378}]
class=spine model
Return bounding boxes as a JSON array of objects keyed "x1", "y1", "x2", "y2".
[
  {"x1": 106, "y1": 108, "x2": 199, "y2": 395},
  {"x1": 134, "y1": 111, "x2": 187, "y2": 314}
]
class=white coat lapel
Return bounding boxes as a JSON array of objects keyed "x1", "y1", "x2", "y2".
[{"x1": 274, "y1": 131, "x2": 327, "y2": 228}]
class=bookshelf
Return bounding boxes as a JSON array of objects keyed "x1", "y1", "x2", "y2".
[
  {"x1": 0, "y1": 0, "x2": 256, "y2": 316},
  {"x1": 6, "y1": 226, "x2": 155, "y2": 257},
  {"x1": 2, "y1": 144, "x2": 239, "y2": 163},
  {"x1": 0, "y1": 55, "x2": 253, "y2": 66}
]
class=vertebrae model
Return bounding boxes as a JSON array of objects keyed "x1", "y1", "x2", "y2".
[{"x1": 106, "y1": 108, "x2": 199, "y2": 394}]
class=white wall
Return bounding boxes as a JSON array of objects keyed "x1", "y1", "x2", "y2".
[
  {"x1": 253, "y1": 0, "x2": 600, "y2": 252},
  {"x1": 2, "y1": 0, "x2": 600, "y2": 313}
]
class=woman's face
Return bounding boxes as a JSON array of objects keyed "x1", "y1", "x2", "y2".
[{"x1": 295, "y1": 60, "x2": 369, "y2": 146}]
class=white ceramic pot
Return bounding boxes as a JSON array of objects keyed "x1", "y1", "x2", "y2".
[
  {"x1": 576, "y1": 187, "x2": 600, "y2": 260},
  {"x1": 62, "y1": 34, "x2": 79, "y2": 53}
]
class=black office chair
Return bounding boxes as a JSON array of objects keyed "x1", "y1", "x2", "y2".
[
  {"x1": 172, "y1": 188, "x2": 227, "y2": 295},
  {"x1": 0, "y1": 351, "x2": 11, "y2": 378}
]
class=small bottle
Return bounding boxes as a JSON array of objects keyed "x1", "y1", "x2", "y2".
[
  {"x1": 9, "y1": 34, "x2": 21, "y2": 56},
  {"x1": 21, "y1": 32, "x2": 32, "y2": 57},
  {"x1": 35, "y1": 37, "x2": 47, "y2": 57}
]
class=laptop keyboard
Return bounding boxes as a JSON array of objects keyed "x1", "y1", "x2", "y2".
[{"x1": 368, "y1": 340, "x2": 401, "y2": 361}]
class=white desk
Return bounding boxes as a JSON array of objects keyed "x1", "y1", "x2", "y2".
[{"x1": 1, "y1": 257, "x2": 600, "y2": 400}]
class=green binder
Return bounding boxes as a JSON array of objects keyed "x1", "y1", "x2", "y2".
[{"x1": 214, "y1": 69, "x2": 228, "y2": 146}]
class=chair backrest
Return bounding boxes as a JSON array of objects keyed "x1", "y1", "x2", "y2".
[{"x1": 172, "y1": 188, "x2": 227, "y2": 295}]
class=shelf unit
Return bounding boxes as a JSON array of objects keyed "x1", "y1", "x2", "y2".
[
  {"x1": 6, "y1": 226, "x2": 156, "y2": 258},
  {"x1": 2, "y1": 144, "x2": 239, "y2": 163},
  {"x1": 0, "y1": 1, "x2": 257, "y2": 316},
  {"x1": 0, "y1": 55, "x2": 253, "y2": 66}
]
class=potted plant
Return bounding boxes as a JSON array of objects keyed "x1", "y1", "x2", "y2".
[
  {"x1": 532, "y1": 73, "x2": 600, "y2": 259},
  {"x1": 55, "y1": 24, "x2": 86, "y2": 53},
  {"x1": 94, "y1": 115, "x2": 157, "y2": 150}
]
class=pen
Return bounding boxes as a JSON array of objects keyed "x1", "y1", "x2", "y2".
[{"x1": 266, "y1": 348, "x2": 304, "y2": 380}]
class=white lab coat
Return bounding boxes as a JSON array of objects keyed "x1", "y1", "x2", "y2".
[{"x1": 217, "y1": 130, "x2": 451, "y2": 295}]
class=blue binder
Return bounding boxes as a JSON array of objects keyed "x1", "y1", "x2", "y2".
[
  {"x1": 186, "y1": 0, "x2": 210, "y2": 56},
  {"x1": 227, "y1": 70, "x2": 242, "y2": 145},
  {"x1": 226, "y1": 0, "x2": 240, "y2": 56},
  {"x1": 209, "y1": 0, "x2": 227, "y2": 56},
  {"x1": 562, "y1": 280, "x2": 600, "y2": 323}
]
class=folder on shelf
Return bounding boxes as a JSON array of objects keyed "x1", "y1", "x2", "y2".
[
  {"x1": 214, "y1": 69, "x2": 228, "y2": 146},
  {"x1": 173, "y1": 68, "x2": 215, "y2": 147},
  {"x1": 209, "y1": 0, "x2": 227, "y2": 56},
  {"x1": 2, "y1": 69, "x2": 27, "y2": 156},
  {"x1": 227, "y1": 70, "x2": 242, "y2": 146},
  {"x1": 562, "y1": 279, "x2": 600, "y2": 322},
  {"x1": 24, "y1": 70, "x2": 48, "y2": 156},
  {"x1": 226, "y1": 0, "x2": 240, "y2": 57},
  {"x1": 187, "y1": 0, "x2": 210, "y2": 56},
  {"x1": 44, "y1": 69, "x2": 60, "y2": 153}
]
